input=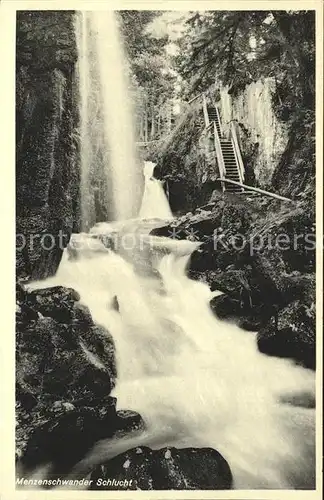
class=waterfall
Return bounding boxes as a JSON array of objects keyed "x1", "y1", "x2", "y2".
[
  {"x1": 139, "y1": 161, "x2": 173, "y2": 220},
  {"x1": 31, "y1": 233, "x2": 315, "y2": 489},
  {"x1": 27, "y1": 13, "x2": 315, "y2": 490},
  {"x1": 75, "y1": 11, "x2": 143, "y2": 230}
]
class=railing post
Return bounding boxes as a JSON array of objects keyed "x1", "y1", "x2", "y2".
[{"x1": 213, "y1": 122, "x2": 226, "y2": 192}]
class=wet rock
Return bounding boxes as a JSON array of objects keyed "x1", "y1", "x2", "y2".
[
  {"x1": 90, "y1": 446, "x2": 232, "y2": 490},
  {"x1": 16, "y1": 11, "x2": 79, "y2": 281},
  {"x1": 151, "y1": 200, "x2": 223, "y2": 242},
  {"x1": 238, "y1": 316, "x2": 264, "y2": 332},
  {"x1": 210, "y1": 294, "x2": 265, "y2": 331},
  {"x1": 208, "y1": 270, "x2": 250, "y2": 299},
  {"x1": 16, "y1": 284, "x2": 126, "y2": 474},
  {"x1": 26, "y1": 286, "x2": 80, "y2": 323},
  {"x1": 73, "y1": 302, "x2": 95, "y2": 329},
  {"x1": 114, "y1": 410, "x2": 146, "y2": 437},
  {"x1": 210, "y1": 294, "x2": 242, "y2": 320},
  {"x1": 21, "y1": 397, "x2": 119, "y2": 475},
  {"x1": 257, "y1": 300, "x2": 315, "y2": 369},
  {"x1": 279, "y1": 391, "x2": 315, "y2": 409},
  {"x1": 111, "y1": 295, "x2": 120, "y2": 312}
]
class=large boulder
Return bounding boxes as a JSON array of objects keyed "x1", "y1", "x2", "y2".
[
  {"x1": 257, "y1": 299, "x2": 315, "y2": 369},
  {"x1": 90, "y1": 446, "x2": 232, "y2": 490},
  {"x1": 16, "y1": 283, "x2": 144, "y2": 476},
  {"x1": 16, "y1": 11, "x2": 79, "y2": 281}
]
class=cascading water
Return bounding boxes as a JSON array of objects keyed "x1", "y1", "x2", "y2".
[
  {"x1": 31, "y1": 227, "x2": 315, "y2": 489},
  {"x1": 75, "y1": 11, "x2": 143, "y2": 229},
  {"x1": 139, "y1": 161, "x2": 173, "y2": 220},
  {"x1": 28, "y1": 12, "x2": 315, "y2": 490}
]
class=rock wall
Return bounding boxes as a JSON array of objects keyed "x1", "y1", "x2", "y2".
[
  {"x1": 152, "y1": 102, "x2": 218, "y2": 214},
  {"x1": 218, "y1": 79, "x2": 289, "y2": 188},
  {"x1": 152, "y1": 79, "x2": 291, "y2": 215},
  {"x1": 16, "y1": 11, "x2": 80, "y2": 281}
]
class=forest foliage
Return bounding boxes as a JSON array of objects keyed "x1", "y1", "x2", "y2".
[
  {"x1": 118, "y1": 11, "x2": 177, "y2": 142},
  {"x1": 126, "y1": 10, "x2": 315, "y2": 201}
]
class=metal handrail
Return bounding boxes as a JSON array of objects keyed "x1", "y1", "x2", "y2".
[
  {"x1": 187, "y1": 93, "x2": 203, "y2": 105},
  {"x1": 219, "y1": 178, "x2": 293, "y2": 202},
  {"x1": 230, "y1": 121, "x2": 245, "y2": 183},
  {"x1": 201, "y1": 122, "x2": 214, "y2": 134}
]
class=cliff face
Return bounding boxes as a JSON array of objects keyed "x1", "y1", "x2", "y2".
[
  {"x1": 16, "y1": 11, "x2": 80, "y2": 281},
  {"x1": 219, "y1": 79, "x2": 289, "y2": 188},
  {"x1": 152, "y1": 80, "x2": 292, "y2": 215}
]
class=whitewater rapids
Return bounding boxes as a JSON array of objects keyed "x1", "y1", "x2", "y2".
[{"x1": 30, "y1": 228, "x2": 315, "y2": 490}]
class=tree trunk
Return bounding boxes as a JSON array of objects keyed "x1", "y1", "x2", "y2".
[{"x1": 150, "y1": 106, "x2": 155, "y2": 140}]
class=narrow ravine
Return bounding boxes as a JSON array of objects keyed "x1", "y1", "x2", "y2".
[{"x1": 15, "y1": 9, "x2": 316, "y2": 492}]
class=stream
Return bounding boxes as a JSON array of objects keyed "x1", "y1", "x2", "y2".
[{"x1": 28, "y1": 10, "x2": 315, "y2": 490}]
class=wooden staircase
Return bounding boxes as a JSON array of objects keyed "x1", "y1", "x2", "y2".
[
  {"x1": 220, "y1": 140, "x2": 242, "y2": 192},
  {"x1": 188, "y1": 92, "x2": 293, "y2": 204},
  {"x1": 203, "y1": 97, "x2": 244, "y2": 193}
]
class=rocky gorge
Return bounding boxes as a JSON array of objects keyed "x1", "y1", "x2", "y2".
[
  {"x1": 15, "y1": 11, "x2": 234, "y2": 489},
  {"x1": 15, "y1": 9, "x2": 316, "y2": 492}
]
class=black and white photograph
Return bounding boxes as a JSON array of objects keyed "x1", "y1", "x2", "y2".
[{"x1": 6, "y1": 0, "x2": 322, "y2": 495}]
